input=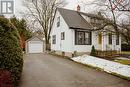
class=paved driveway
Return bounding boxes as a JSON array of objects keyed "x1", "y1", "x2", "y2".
[{"x1": 19, "y1": 53, "x2": 130, "y2": 87}]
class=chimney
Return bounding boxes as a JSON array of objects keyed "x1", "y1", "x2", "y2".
[{"x1": 77, "y1": 5, "x2": 80, "y2": 12}]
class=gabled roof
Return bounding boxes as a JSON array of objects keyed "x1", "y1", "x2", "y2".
[
  {"x1": 80, "y1": 12, "x2": 104, "y2": 20},
  {"x1": 57, "y1": 8, "x2": 92, "y2": 30},
  {"x1": 26, "y1": 35, "x2": 44, "y2": 42}
]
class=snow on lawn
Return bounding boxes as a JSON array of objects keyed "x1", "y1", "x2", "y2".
[{"x1": 71, "y1": 55, "x2": 130, "y2": 78}]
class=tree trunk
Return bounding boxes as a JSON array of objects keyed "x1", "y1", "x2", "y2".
[{"x1": 45, "y1": 39, "x2": 50, "y2": 51}]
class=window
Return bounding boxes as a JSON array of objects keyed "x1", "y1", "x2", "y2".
[
  {"x1": 108, "y1": 33, "x2": 112, "y2": 45},
  {"x1": 98, "y1": 33, "x2": 102, "y2": 44},
  {"x1": 61, "y1": 32, "x2": 65, "y2": 40},
  {"x1": 116, "y1": 35, "x2": 119, "y2": 45},
  {"x1": 85, "y1": 32, "x2": 91, "y2": 45},
  {"x1": 75, "y1": 31, "x2": 91, "y2": 45},
  {"x1": 57, "y1": 17, "x2": 60, "y2": 27},
  {"x1": 52, "y1": 35, "x2": 56, "y2": 44}
]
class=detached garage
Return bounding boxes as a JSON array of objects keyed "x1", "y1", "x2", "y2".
[{"x1": 26, "y1": 36, "x2": 45, "y2": 53}]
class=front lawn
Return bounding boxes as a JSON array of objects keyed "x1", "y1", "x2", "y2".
[
  {"x1": 119, "y1": 51, "x2": 130, "y2": 58},
  {"x1": 120, "y1": 51, "x2": 130, "y2": 54},
  {"x1": 115, "y1": 59, "x2": 130, "y2": 65}
]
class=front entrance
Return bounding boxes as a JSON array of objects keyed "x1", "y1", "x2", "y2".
[{"x1": 98, "y1": 33, "x2": 102, "y2": 50}]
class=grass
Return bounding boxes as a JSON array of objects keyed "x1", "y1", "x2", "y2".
[
  {"x1": 120, "y1": 51, "x2": 130, "y2": 54},
  {"x1": 115, "y1": 59, "x2": 130, "y2": 65},
  {"x1": 49, "y1": 52, "x2": 71, "y2": 59}
]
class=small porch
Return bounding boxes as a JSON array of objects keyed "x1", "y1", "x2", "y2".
[{"x1": 94, "y1": 32, "x2": 121, "y2": 52}]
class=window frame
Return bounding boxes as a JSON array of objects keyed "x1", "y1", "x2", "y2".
[
  {"x1": 52, "y1": 35, "x2": 56, "y2": 44},
  {"x1": 75, "y1": 30, "x2": 92, "y2": 45},
  {"x1": 108, "y1": 33, "x2": 112, "y2": 45},
  {"x1": 57, "y1": 16, "x2": 60, "y2": 27},
  {"x1": 116, "y1": 35, "x2": 120, "y2": 45},
  {"x1": 61, "y1": 32, "x2": 65, "y2": 40}
]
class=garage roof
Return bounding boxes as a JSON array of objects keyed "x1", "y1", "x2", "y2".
[{"x1": 26, "y1": 36, "x2": 44, "y2": 42}]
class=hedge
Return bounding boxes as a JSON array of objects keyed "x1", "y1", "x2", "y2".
[
  {"x1": 121, "y1": 44, "x2": 130, "y2": 51},
  {"x1": 0, "y1": 16, "x2": 23, "y2": 86},
  {"x1": 0, "y1": 69, "x2": 13, "y2": 87},
  {"x1": 90, "y1": 45, "x2": 97, "y2": 56}
]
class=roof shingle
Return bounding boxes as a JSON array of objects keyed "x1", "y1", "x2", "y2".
[{"x1": 58, "y1": 8, "x2": 92, "y2": 30}]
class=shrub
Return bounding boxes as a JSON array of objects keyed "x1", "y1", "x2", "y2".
[
  {"x1": 90, "y1": 45, "x2": 97, "y2": 56},
  {"x1": 0, "y1": 69, "x2": 13, "y2": 87},
  {"x1": 74, "y1": 51, "x2": 77, "y2": 57},
  {"x1": 0, "y1": 17, "x2": 23, "y2": 86},
  {"x1": 121, "y1": 44, "x2": 130, "y2": 51}
]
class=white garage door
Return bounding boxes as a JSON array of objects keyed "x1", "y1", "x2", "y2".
[{"x1": 28, "y1": 42, "x2": 43, "y2": 53}]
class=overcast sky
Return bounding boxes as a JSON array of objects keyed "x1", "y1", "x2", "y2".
[
  {"x1": 13, "y1": 0, "x2": 95, "y2": 18},
  {"x1": 10, "y1": 0, "x2": 129, "y2": 29},
  {"x1": 65, "y1": 0, "x2": 95, "y2": 10},
  {"x1": 13, "y1": 0, "x2": 128, "y2": 23},
  {"x1": 8, "y1": 0, "x2": 128, "y2": 22}
]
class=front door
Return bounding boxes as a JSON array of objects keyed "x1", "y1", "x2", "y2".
[{"x1": 98, "y1": 33, "x2": 102, "y2": 50}]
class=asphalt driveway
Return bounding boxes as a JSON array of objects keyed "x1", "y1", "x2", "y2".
[{"x1": 19, "y1": 53, "x2": 130, "y2": 87}]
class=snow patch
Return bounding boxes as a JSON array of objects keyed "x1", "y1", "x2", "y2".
[{"x1": 71, "y1": 55, "x2": 130, "y2": 78}]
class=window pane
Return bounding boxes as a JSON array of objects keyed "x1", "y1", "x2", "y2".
[
  {"x1": 61, "y1": 32, "x2": 65, "y2": 40},
  {"x1": 116, "y1": 35, "x2": 119, "y2": 45},
  {"x1": 109, "y1": 34, "x2": 112, "y2": 44},
  {"x1": 85, "y1": 32, "x2": 89, "y2": 38},
  {"x1": 78, "y1": 32, "x2": 84, "y2": 44},
  {"x1": 57, "y1": 17, "x2": 60, "y2": 27},
  {"x1": 85, "y1": 38, "x2": 89, "y2": 44},
  {"x1": 85, "y1": 32, "x2": 88, "y2": 44},
  {"x1": 85, "y1": 32, "x2": 91, "y2": 45},
  {"x1": 75, "y1": 31, "x2": 91, "y2": 45},
  {"x1": 52, "y1": 35, "x2": 56, "y2": 44}
]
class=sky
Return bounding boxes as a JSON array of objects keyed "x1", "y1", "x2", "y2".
[
  {"x1": 8, "y1": 0, "x2": 129, "y2": 24},
  {"x1": 65, "y1": 0, "x2": 95, "y2": 11},
  {"x1": 6, "y1": 0, "x2": 129, "y2": 30},
  {"x1": 12, "y1": 0, "x2": 95, "y2": 18}
]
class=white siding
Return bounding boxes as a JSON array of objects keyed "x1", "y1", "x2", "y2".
[
  {"x1": 51, "y1": 10, "x2": 73, "y2": 52},
  {"x1": 92, "y1": 31, "x2": 102, "y2": 50}
]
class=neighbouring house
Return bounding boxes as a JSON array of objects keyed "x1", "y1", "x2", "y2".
[
  {"x1": 26, "y1": 35, "x2": 45, "y2": 53},
  {"x1": 50, "y1": 7, "x2": 121, "y2": 57}
]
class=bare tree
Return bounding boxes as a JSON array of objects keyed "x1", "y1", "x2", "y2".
[
  {"x1": 107, "y1": 0, "x2": 130, "y2": 44},
  {"x1": 23, "y1": 0, "x2": 67, "y2": 51},
  {"x1": 111, "y1": 0, "x2": 130, "y2": 44},
  {"x1": 83, "y1": 0, "x2": 130, "y2": 44},
  {"x1": 111, "y1": 0, "x2": 130, "y2": 12}
]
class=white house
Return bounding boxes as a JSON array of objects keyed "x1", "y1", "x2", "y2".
[{"x1": 50, "y1": 7, "x2": 121, "y2": 57}]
